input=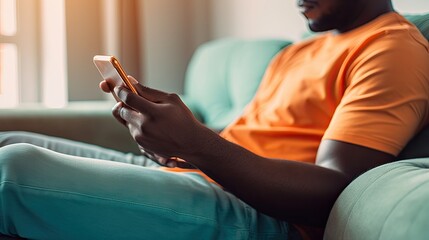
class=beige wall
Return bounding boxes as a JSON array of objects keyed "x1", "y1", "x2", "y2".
[
  {"x1": 137, "y1": 0, "x2": 307, "y2": 94},
  {"x1": 393, "y1": 0, "x2": 429, "y2": 14},
  {"x1": 63, "y1": 0, "x2": 203, "y2": 98},
  {"x1": 65, "y1": 0, "x2": 141, "y2": 101},
  {"x1": 138, "y1": 0, "x2": 210, "y2": 94},
  {"x1": 65, "y1": 0, "x2": 104, "y2": 101},
  {"x1": 138, "y1": 0, "x2": 306, "y2": 94},
  {"x1": 19, "y1": 0, "x2": 41, "y2": 103},
  {"x1": 209, "y1": 0, "x2": 306, "y2": 41}
]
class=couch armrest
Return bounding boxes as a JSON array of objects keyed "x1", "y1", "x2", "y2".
[
  {"x1": 324, "y1": 158, "x2": 429, "y2": 240},
  {"x1": 0, "y1": 102, "x2": 140, "y2": 154}
]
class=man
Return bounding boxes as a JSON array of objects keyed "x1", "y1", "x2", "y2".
[{"x1": 0, "y1": 0, "x2": 428, "y2": 239}]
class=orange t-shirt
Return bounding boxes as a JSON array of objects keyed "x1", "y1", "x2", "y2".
[{"x1": 220, "y1": 12, "x2": 429, "y2": 162}]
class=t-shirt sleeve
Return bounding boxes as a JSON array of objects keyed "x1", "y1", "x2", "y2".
[{"x1": 323, "y1": 30, "x2": 429, "y2": 156}]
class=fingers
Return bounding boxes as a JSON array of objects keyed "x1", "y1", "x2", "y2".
[
  {"x1": 167, "y1": 158, "x2": 196, "y2": 169},
  {"x1": 99, "y1": 80, "x2": 111, "y2": 93},
  {"x1": 152, "y1": 151, "x2": 196, "y2": 169},
  {"x1": 155, "y1": 155, "x2": 195, "y2": 169},
  {"x1": 100, "y1": 80, "x2": 122, "y2": 101},
  {"x1": 113, "y1": 75, "x2": 178, "y2": 111},
  {"x1": 128, "y1": 75, "x2": 139, "y2": 85},
  {"x1": 101, "y1": 75, "x2": 170, "y2": 104},
  {"x1": 114, "y1": 85, "x2": 158, "y2": 114},
  {"x1": 112, "y1": 101, "x2": 146, "y2": 129},
  {"x1": 128, "y1": 75, "x2": 171, "y2": 103},
  {"x1": 115, "y1": 101, "x2": 148, "y2": 129},
  {"x1": 153, "y1": 153, "x2": 168, "y2": 166},
  {"x1": 112, "y1": 102, "x2": 127, "y2": 126},
  {"x1": 141, "y1": 149, "x2": 159, "y2": 162}
]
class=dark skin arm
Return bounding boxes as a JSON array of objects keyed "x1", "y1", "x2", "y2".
[
  {"x1": 187, "y1": 138, "x2": 394, "y2": 227},
  {"x1": 100, "y1": 78, "x2": 395, "y2": 227}
]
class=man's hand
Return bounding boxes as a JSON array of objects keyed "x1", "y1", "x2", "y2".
[{"x1": 100, "y1": 76, "x2": 213, "y2": 168}]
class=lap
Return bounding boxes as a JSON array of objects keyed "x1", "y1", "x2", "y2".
[{"x1": 0, "y1": 143, "x2": 290, "y2": 239}]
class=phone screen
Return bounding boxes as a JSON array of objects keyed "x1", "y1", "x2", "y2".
[{"x1": 93, "y1": 55, "x2": 138, "y2": 94}]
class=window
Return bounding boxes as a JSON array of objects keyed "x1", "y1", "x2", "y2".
[
  {"x1": 0, "y1": 0, "x2": 141, "y2": 108},
  {"x1": 0, "y1": 0, "x2": 19, "y2": 108},
  {"x1": 0, "y1": 0, "x2": 67, "y2": 109},
  {"x1": 40, "y1": 0, "x2": 67, "y2": 108}
]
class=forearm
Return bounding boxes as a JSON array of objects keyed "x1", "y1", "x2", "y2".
[{"x1": 183, "y1": 131, "x2": 351, "y2": 226}]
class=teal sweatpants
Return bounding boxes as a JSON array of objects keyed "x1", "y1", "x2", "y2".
[{"x1": 0, "y1": 132, "x2": 292, "y2": 240}]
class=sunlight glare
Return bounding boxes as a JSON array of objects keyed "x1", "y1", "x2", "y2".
[
  {"x1": 0, "y1": 0, "x2": 17, "y2": 36},
  {"x1": 41, "y1": 0, "x2": 67, "y2": 108},
  {"x1": 0, "y1": 43, "x2": 19, "y2": 108}
]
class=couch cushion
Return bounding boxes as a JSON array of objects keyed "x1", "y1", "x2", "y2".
[{"x1": 324, "y1": 157, "x2": 429, "y2": 240}]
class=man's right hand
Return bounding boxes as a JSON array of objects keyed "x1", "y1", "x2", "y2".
[{"x1": 100, "y1": 76, "x2": 198, "y2": 169}]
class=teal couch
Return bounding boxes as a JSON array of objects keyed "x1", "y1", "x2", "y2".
[{"x1": 0, "y1": 13, "x2": 428, "y2": 240}]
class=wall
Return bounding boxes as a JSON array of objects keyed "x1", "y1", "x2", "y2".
[
  {"x1": 138, "y1": 0, "x2": 210, "y2": 93},
  {"x1": 209, "y1": 0, "x2": 306, "y2": 41},
  {"x1": 393, "y1": 0, "x2": 429, "y2": 14},
  {"x1": 65, "y1": 0, "x2": 141, "y2": 101},
  {"x1": 138, "y1": 0, "x2": 305, "y2": 93},
  {"x1": 65, "y1": 0, "x2": 104, "y2": 101}
]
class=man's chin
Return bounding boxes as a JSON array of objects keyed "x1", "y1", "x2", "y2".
[{"x1": 307, "y1": 20, "x2": 333, "y2": 33}]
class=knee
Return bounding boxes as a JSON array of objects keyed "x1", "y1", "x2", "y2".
[{"x1": 0, "y1": 143, "x2": 43, "y2": 180}]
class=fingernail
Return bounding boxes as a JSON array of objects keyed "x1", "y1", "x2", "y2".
[
  {"x1": 128, "y1": 76, "x2": 138, "y2": 84},
  {"x1": 167, "y1": 161, "x2": 177, "y2": 168},
  {"x1": 156, "y1": 157, "x2": 164, "y2": 164}
]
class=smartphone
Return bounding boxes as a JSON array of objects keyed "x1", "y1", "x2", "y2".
[{"x1": 93, "y1": 55, "x2": 138, "y2": 96}]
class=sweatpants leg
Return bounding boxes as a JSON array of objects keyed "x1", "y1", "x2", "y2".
[
  {"x1": 0, "y1": 143, "x2": 289, "y2": 240},
  {"x1": 0, "y1": 131, "x2": 158, "y2": 167}
]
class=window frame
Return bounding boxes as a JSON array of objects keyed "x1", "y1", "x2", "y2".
[{"x1": 0, "y1": 0, "x2": 40, "y2": 107}]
